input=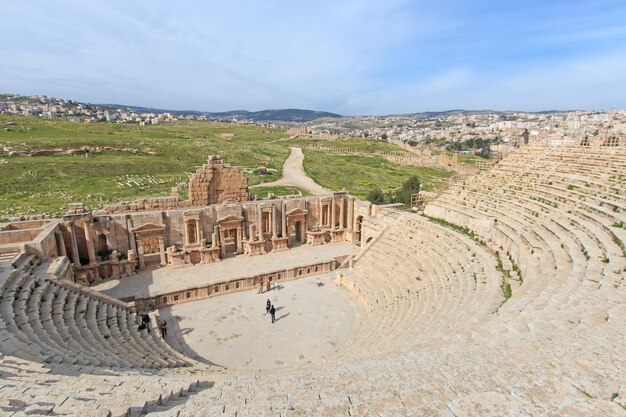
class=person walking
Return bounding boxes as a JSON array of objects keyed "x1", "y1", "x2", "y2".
[
  {"x1": 270, "y1": 304, "x2": 276, "y2": 324},
  {"x1": 265, "y1": 299, "x2": 271, "y2": 315},
  {"x1": 159, "y1": 320, "x2": 168, "y2": 338}
]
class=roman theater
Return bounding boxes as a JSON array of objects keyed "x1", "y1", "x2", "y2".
[{"x1": 1, "y1": 139, "x2": 625, "y2": 416}]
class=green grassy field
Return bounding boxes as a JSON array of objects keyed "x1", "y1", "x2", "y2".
[
  {"x1": 0, "y1": 115, "x2": 456, "y2": 218},
  {"x1": 302, "y1": 151, "x2": 453, "y2": 199},
  {"x1": 0, "y1": 115, "x2": 290, "y2": 217}
]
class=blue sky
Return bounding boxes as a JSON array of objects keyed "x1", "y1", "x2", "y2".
[{"x1": 1, "y1": 0, "x2": 625, "y2": 115}]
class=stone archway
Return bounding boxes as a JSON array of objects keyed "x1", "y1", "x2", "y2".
[
  {"x1": 355, "y1": 215, "x2": 364, "y2": 241},
  {"x1": 96, "y1": 233, "x2": 108, "y2": 256}
]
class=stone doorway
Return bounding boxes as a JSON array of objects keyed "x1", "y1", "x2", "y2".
[
  {"x1": 294, "y1": 221, "x2": 303, "y2": 245},
  {"x1": 356, "y1": 216, "x2": 363, "y2": 241},
  {"x1": 223, "y1": 228, "x2": 239, "y2": 257},
  {"x1": 97, "y1": 233, "x2": 108, "y2": 255}
]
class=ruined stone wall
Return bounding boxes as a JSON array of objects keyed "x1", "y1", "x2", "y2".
[
  {"x1": 189, "y1": 155, "x2": 249, "y2": 206},
  {"x1": 93, "y1": 155, "x2": 249, "y2": 215},
  {"x1": 98, "y1": 197, "x2": 191, "y2": 215}
]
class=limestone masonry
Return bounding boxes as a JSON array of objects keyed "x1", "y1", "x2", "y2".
[{"x1": 0, "y1": 144, "x2": 625, "y2": 416}]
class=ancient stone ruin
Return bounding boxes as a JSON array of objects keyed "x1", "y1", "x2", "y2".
[{"x1": 0, "y1": 144, "x2": 625, "y2": 416}]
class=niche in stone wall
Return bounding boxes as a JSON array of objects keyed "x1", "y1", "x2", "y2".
[
  {"x1": 263, "y1": 211, "x2": 270, "y2": 234},
  {"x1": 187, "y1": 221, "x2": 197, "y2": 244},
  {"x1": 97, "y1": 233, "x2": 108, "y2": 255}
]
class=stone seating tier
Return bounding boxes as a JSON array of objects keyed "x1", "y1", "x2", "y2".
[
  {"x1": 338, "y1": 214, "x2": 503, "y2": 357},
  {"x1": 0, "y1": 258, "x2": 193, "y2": 370},
  {"x1": 2, "y1": 144, "x2": 625, "y2": 416},
  {"x1": 111, "y1": 146, "x2": 626, "y2": 415},
  {"x1": 0, "y1": 353, "x2": 206, "y2": 417}
]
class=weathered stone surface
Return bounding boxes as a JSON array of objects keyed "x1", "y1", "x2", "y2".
[{"x1": 0, "y1": 144, "x2": 624, "y2": 416}]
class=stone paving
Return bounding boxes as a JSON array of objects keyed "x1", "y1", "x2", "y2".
[
  {"x1": 92, "y1": 242, "x2": 358, "y2": 299},
  {"x1": 159, "y1": 273, "x2": 360, "y2": 371}
]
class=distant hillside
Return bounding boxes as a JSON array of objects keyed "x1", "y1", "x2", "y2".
[
  {"x1": 392, "y1": 109, "x2": 575, "y2": 118},
  {"x1": 103, "y1": 104, "x2": 342, "y2": 122},
  {"x1": 208, "y1": 109, "x2": 342, "y2": 122}
]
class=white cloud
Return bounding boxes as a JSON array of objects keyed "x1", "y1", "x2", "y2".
[{"x1": 1, "y1": 1, "x2": 625, "y2": 114}]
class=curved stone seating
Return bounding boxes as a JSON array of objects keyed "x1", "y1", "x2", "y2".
[
  {"x1": 2, "y1": 144, "x2": 625, "y2": 416},
  {"x1": 0, "y1": 353, "x2": 204, "y2": 417},
  {"x1": 133, "y1": 145, "x2": 626, "y2": 416},
  {"x1": 0, "y1": 257, "x2": 193, "y2": 370},
  {"x1": 339, "y1": 214, "x2": 502, "y2": 357},
  {"x1": 425, "y1": 145, "x2": 626, "y2": 332}
]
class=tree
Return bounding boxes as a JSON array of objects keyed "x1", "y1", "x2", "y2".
[
  {"x1": 394, "y1": 175, "x2": 421, "y2": 207},
  {"x1": 366, "y1": 187, "x2": 386, "y2": 205}
]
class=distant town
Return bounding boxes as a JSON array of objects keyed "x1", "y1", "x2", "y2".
[
  {"x1": 1, "y1": 93, "x2": 624, "y2": 147},
  {"x1": 303, "y1": 109, "x2": 626, "y2": 147},
  {"x1": 0, "y1": 94, "x2": 195, "y2": 125}
]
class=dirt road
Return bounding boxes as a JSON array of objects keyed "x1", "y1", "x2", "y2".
[{"x1": 253, "y1": 147, "x2": 331, "y2": 195}]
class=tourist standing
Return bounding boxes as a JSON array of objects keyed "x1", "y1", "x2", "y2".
[
  {"x1": 141, "y1": 314, "x2": 151, "y2": 333},
  {"x1": 159, "y1": 320, "x2": 168, "y2": 337},
  {"x1": 265, "y1": 298, "x2": 271, "y2": 315},
  {"x1": 270, "y1": 304, "x2": 276, "y2": 323}
]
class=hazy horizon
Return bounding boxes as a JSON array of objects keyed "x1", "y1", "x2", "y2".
[{"x1": 2, "y1": 1, "x2": 625, "y2": 115}]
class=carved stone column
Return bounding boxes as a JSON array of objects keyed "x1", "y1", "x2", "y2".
[
  {"x1": 212, "y1": 225, "x2": 220, "y2": 248},
  {"x1": 349, "y1": 197, "x2": 356, "y2": 231},
  {"x1": 281, "y1": 202, "x2": 287, "y2": 237},
  {"x1": 68, "y1": 222, "x2": 80, "y2": 265},
  {"x1": 339, "y1": 196, "x2": 345, "y2": 229},
  {"x1": 83, "y1": 220, "x2": 97, "y2": 266},
  {"x1": 219, "y1": 230, "x2": 226, "y2": 258},
  {"x1": 126, "y1": 217, "x2": 137, "y2": 253},
  {"x1": 136, "y1": 239, "x2": 146, "y2": 270},
  {"x1": 257, "y1": 205, "x2": 263, "y2": 240},
  {"x1": 249, "y1": 224, "x2": 255, "y2": 242},
  {"x1": 300, "y1": 220, "x2": 307, "y2": 244},
  {"x1": 158, "y1": 237, "x2": 166, "y2": 266},
  {"x1": 317, "y1": 199, "x2": 322, "y2": 227},
  {"x1": 272, "y1": 206, "x2": 278, "y2": 238},
  {"x1": 236, "y1": 227, "x2": 243, "y2": 254},
  {"x1": 331, "y1": 195, "x2": 336, "y2": 228}
]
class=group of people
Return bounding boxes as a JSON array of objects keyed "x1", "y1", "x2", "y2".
[
  {"x1": 265, "y1": 299, "x2": 276, "y2": 323},
  {"x1": 138, "y1": 313, "x2": 168, "y2": 338}
]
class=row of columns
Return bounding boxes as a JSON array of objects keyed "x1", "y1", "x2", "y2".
[
  {"x1": 252, "y1": 203, "x2": 290, "y2": 241},
  {"x1": 318, "y1": 195, "x2": 355, "y2": 230},
  {"x1": 64, "y1": 197, "x2": 353, "y2": 270}
]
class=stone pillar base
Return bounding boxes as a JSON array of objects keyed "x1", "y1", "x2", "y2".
[
  {"x1": 245, "y1": 240, "x2": 267, "y2": 256},
  {"x1": 201, "y1": 247, "x2": 222, "y2": 263},
  {"x1": 306, "y1": 230, "x2": 327, "y2": 246},
  {"x1": 271, "y1": 236, "x2": 289, "y2": 252},
  {"x1": 330, "y1": 228, "x2": 347, "y2": 242}
]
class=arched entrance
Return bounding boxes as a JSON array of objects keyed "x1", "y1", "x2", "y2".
[
  {"x1": 96, "y1": 233, "x2": 108, "y2": 255},
  {"x1": 355, "y1": 215, "x2": 363, "y2": 242}
]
